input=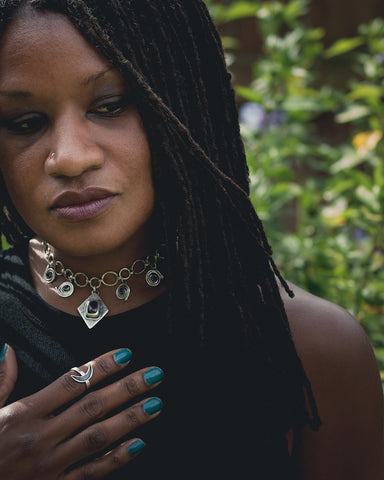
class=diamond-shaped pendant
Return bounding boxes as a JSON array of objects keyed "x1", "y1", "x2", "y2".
[{"x1": 77, "y1": 292, "x2": 109, "y2": 329}]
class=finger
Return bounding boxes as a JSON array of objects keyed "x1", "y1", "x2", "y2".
[
  {"x1": 59, "y1": 397, "x2": 162, "y2": 468},
  {"x1": 63, "y1": 438, "x2": 146, "y2": 480},
  {"x1": 0, "y1": 344, "x2": 18, "y2": 407},
  {"x1": 53, "y1": 366, "x2": 164, "y2": 438},
  {"x1": 31, "y1": 348, "x2": 133, "y2": 415}
]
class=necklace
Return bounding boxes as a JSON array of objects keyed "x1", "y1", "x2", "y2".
[{"x1": 42, "y1": 241, "x2": 164, "y2": 329}]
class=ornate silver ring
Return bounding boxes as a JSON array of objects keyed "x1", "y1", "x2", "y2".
[{"x1": 70, "y1": 364, "x2": 93, "y2": 389}]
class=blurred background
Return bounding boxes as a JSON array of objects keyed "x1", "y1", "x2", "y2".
[{"x1": 204, "y1": 0, "x2": 384, "y2": 384}]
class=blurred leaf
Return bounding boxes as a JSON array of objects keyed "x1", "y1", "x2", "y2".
[
  {"x1": 336, "y1": 104, "x2": 371, "y2": 123},
  {"x1": 210, "y1": 1, "x2": 259, "y2": 24},
  {"x1": 221, "y1": 36, "x2": 240, "y2": 50},
  {"x1": 325, "y1": 37, "x2": 365, "y2": 58},
  {"x1": 282, "y1": 95, "x2": 329, "y2": 112},
  {"x1": 348, "y1": 84, "x2": 383, "y2": 101},
  {"x1": 355, "y1": 186, "x2": 381, "y2": 212},
  {"x1": 236, "y1": 85, "x2": 264, "y2": 103}
]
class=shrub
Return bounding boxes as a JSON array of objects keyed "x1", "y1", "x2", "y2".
[{"x1": 206, "y1": 0, "x2": 384, "y2": 381}]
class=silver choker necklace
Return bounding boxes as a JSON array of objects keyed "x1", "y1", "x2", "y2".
[{"x1": 42, "y1": 241, "x2": 164, "y2": 329}]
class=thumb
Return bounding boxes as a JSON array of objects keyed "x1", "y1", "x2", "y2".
[{"x1": 0, "y1": 344, "x2": 18, "y2": 407}]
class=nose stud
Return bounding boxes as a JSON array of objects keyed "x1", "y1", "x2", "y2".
[{"x1": 48, "y1": 152, "x2": 55, "y2": 161}]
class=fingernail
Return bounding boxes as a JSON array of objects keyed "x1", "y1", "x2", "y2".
[
  {"x1": 128, "y1": 439, "x2": 146, "y2": 456},
  {"x1": 143, "y1": 397, "x2": 163, "y2": 415},
  {"x1": 0, "y1": 344, "x2": 8, "y2": 362},
  {"x1": 113, "y1": 348, "x2": 132, "y2": 365},
  {"x1": 144, "y1": 367, "x2": 164, "y2": 386}
]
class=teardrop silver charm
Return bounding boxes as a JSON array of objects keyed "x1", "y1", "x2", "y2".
[
  {"x1": 56, "y1": 281, "x2": 74, "y2": 298},
  {"x1": 116, "y1": 283, "x2": 131, "y2": 301},
  {"x1": 145, "y1": 269, "x2": 164, "y2": 287},
  {"x1": 44, "y1": 265, "x2": 56, "y2": 284}
]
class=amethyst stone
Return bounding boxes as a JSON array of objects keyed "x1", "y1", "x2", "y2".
[{"x1": 87, "y1": 300, "x2": 100, "y2": 317}]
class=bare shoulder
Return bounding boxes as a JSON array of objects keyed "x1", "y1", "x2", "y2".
[
  {"x1": 281, "y1": 281, "x2": 370, "y2": 359},
  {"x1": 280, "y1": 282, "x2": 384, "y2": 480}
]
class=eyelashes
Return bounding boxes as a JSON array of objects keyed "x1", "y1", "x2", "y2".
[
  {"x1": 1, "y1": 94, "x2": 133, "y2": 136},
  {"x1": 91, "y1": 95, "x2": 132, "y2": 116},
  {"x1": 3, "y1": 113, "x2": 47, "y2": 135}
]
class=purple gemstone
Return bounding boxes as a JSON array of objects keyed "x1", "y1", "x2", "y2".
[{"x1": 87, "y1": 301, "x2": 99, "y2": 315}]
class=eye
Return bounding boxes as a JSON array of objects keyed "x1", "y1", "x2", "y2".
[
  {"x1": 3, "y1": 113, "x2": 47, "y2": 135},
  {"x1": 91, "y1": 95, "x2": 132, "y2": 117}
]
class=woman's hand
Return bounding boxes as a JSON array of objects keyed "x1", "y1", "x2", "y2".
[
  {"x1": 0, "y1": 344, "x2": 18, "y2": 406},
  {"x1": 0, "y1": 347, "x2": 164, "y2": 479}
]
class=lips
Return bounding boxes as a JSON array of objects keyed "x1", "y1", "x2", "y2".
[
  {"x1": 52, "y1": 187, "x2": 114, "y2": 209},
  {"x1": 51, "y1": 187, "x2": 116, "y2": 221}
]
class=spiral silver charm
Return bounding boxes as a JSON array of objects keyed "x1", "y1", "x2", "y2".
[
  {"x1": 145, "y1": 269, "x2": 164, "y2": 287},
  {"x1": 43, "y1": 265, "x2": 56, "y2": 284},
  {"x1": 56, "y1": 281, "x2": 75, "y2": 298},
  {"x1": 116, "y1": 283, "x2": 131, "y2": 301}
]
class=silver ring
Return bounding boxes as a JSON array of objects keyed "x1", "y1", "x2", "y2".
[{"x1": 70, "y1": 364, "x2": 93, "y2": 389}]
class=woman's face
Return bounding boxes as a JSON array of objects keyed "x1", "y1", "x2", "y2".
[{"x1": 0, "y1": 8, "x2": 155, "y2": 258}]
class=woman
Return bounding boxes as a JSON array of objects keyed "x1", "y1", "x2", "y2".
[{"x1": 0, "y1": 1, "x2": 382, "y2": 478}]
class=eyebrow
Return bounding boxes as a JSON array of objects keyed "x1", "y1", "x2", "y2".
[
  {"x1": 0, "y1": 90, "x2": 32, "y2": 99},
  {"x1": 0, "y1": 68, "x2": 117, "y2": 99},
  {"x1": 81, "y1": 67, "x2": 116, "y2": 86}
]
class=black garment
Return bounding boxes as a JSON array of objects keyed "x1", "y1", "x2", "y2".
[{"x1": 0, "y1": 244, "x2": 297, "y2": 479}]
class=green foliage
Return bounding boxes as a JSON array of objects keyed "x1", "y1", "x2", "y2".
[
  {"x1": 1, "y1": 236, "x2": 9, "y2": 250},
  {"x1": 205, "y1": 0, "x2": 259, "y2": 23},
  {"x1": 206, "y1": 0, "x2": 384, "y2": 380}
]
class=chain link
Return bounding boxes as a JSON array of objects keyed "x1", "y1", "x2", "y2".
[{"x1": 42, "y1": 241, "x2": 162, "y2": 290}]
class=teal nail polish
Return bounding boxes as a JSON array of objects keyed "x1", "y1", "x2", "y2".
[
  {"x1": 128, "y1": 439, "x2": 146, "y2": 456},
  {"x1": 143, "y1": 397, "x2": 163, "y2": 415},
  {"x1": 0, "y1": 344, "x2": 8, "y2": 362},
  {"x1": 113, "y1": 348, "x2": 132, "y2": 365},
  {"x1": 144, "y1": 367, "x2": 164, "y2": 386}
]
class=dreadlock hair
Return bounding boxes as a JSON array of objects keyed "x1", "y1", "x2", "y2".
[{"x1": 0, "y1": 0, "x2": 321, "y2": 443}]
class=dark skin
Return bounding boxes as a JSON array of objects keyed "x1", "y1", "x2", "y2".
[
  {"x1": 0, "y1": 7, "x2": 383, "y2": 480},
  {"x1": 0, "y1": 348, "x2": 164, "y2": 479},
  {"x1": 282, "y1": 282, "x2": 384, "y2": 479}
]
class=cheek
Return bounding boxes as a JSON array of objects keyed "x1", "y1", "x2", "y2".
[
  {"x1": 0, "y1": 161, "x2": 38, "y2": 219},
  {"x1": 116, "y1": 122, "x2": 153, "y2": 187},
  {"x1": 2, "y1": 165, "x2": 29, "y2": 196},
  {"x1": 0, "y1": 163, "x2": 19, "y2": 200},
  {"x1": 119, "y1": 116, "x2": 151, "y2": 159},
  {"x1": 0, "y1": 147, "x2": 33, "y2": 185},
  {"x1": 1, "y1": 143, "x2": 46, "y2": 196}
]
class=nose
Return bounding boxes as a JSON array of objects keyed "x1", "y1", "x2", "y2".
[{"x1": 45, "y1": 112, "x2": 104, "y2": 178}]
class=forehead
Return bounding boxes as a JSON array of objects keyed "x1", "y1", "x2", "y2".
[{"x1": 0, "y1": 7, "x2": 111, "y2": 89}]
